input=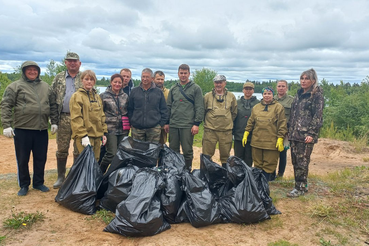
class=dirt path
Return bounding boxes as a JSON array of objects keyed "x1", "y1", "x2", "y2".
[{"x1": 0, "y1": 135, "x2": 368, "y2": 245}]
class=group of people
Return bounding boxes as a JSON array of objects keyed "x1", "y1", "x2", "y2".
[{"x1": 1, "y1": 51, "x2": 324, "y2": 198}]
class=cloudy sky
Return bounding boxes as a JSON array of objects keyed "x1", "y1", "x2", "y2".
[{"x1": 1, "y1": 0, "x2": 369, "y2": 84}]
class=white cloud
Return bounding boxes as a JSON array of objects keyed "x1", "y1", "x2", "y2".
[{"x1": 1, "y1": 0, "x2": 369, "y2": 84}]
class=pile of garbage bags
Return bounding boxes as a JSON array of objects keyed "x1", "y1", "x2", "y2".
[{"x1": 55, "y1": 136, "x2": 280, "y2": 237}]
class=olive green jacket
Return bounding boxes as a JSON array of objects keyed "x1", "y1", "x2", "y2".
[
  {"x1": 203, "y1": 89, "x2": 237, "y2": 131},
  {"x1": 1, "y1": 61, "x2": 57, "y2": 130},
  {"x1": 70, "y1": 88, "x2": 107, "y2": 139},
  {"x1": 233, "y1": 96, "x2": 259, "y2": 141},
  {"x1": 274, "y1": 94, "x2": 294, "y2": 123},
  {"x1": 167, "y1": 81, "x2": 204, "y2": 128},
  {"x1": 245, "y1": 99, "x2": 287, "y2": 150}
]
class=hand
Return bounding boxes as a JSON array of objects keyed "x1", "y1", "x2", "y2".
[
  {"x1": 242, "y1": 131, "x2": 249, "y2": 147},
  {"x1": 3, "y1": 127, "x2": 15, "y2": 138},
  {"x1": 82, "y1": 136, "x2": 90, "y2": 147},
  {"x1": 191, "y1": 125, "x2": 199, "y2": 135},
  {"x1": 102, "y1": 136, "x2": 107, "y2": 145},
  {"x1": 305, "y1": 136, "x2": 313, "y2": 143},
  {"x1": 51, "y1": 125, "x2": 58, "y2": 135},
  {"x1": 164, "y1": 124, "x2": 169, "y2": 133},
  {"x1": 276, "y1": 137, "x2": 284, "y2": 152}
]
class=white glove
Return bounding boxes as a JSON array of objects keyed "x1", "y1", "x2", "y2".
[
  {"x1": 82, "y1": 136, "x2": 90, "y2": 147},
  {"x1": 3, "y1": 127, "x2": 15, "y2": 138},
  {"x1": 51, "y1": 125, "x2": 58, "y2": 135}
]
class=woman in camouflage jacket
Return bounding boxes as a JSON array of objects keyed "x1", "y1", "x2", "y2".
[
  {"x1": 99, "y1": 74, "x2": 129, "y2": 173},
  {"x1": 287, "y1": 68, "x2": 324, "y2": 197}
]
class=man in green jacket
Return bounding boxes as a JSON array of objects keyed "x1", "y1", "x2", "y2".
[
  {"x1": 203, "y1": 75, "x2": 237, "y2": 165},
  {"x1": 164, "y1": 64, "x2": 204, "y2": 170},
  {"x1": 233, "y1": 82, "x2": 259, "y2": 167},
  {"x1": 271, "y1": 80, "x2": 294, "y2": 180},
  {"x1": 50, "y1": 52, "x2": 82, "y2": 189},
  {"x1": 1, "y1": 61, "x2": 58, "y2": 196}
]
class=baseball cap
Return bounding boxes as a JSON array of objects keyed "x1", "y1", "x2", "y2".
[
  {"x1": 213, "y1": 74, "x2": 226, "y2": 82},
  {"x1": 243, "y1": 82, "x2": 254, "y2": 88},
  {"x1": 65, "y1": 52, "x2": 80, "y2": 60}
]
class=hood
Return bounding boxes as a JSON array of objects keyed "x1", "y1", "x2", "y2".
[{"x1": 21, "y1": 61, "x2": 41, "y2": 82}]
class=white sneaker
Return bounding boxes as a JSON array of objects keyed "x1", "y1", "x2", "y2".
[{"x1": 287, "y1": 188, "x2": 304, "y2": 198}]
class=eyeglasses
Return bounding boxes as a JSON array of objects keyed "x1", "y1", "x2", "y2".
[{"x1": 243, "y1": 88, "x2": 254, "y2": 90}]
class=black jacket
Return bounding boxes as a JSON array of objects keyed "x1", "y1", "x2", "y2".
[{"x1": 127, "y1": 82, "x2": 168, "y2": 129}]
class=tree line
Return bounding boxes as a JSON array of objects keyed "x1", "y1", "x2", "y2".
[{"x1": 1, "y1": 63, "x2": 369, "y2": 143}]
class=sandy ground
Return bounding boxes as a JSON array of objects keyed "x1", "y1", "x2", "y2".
[{"x1": 0, "y1": 135, "x2": 368, "y2": 245}]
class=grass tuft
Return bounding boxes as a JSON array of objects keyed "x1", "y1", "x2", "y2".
[
  {"x1": 3, "y1": 211, "x2": 45, "y2": 229},
  {"x1": 88, "y1": 209, "x2": 115, "y2": 225}
]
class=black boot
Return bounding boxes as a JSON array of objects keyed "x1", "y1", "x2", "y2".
[
  {"x1": 53, "y1": 158, "x2": 67, "y2": 189},
  {"x1": 185, "y1": 159, "x2": 193, "y2": 171}
]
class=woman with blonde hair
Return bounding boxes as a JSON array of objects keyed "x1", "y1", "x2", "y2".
[
  {"x1": 70, "y1": 70, "x2": 108, "y2": 161},
  {"x1": 287, "y1": 68, "x2": 324, "y2": 197}
]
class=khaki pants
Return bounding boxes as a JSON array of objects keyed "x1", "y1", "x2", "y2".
[
  {"x1": 202, "y1": 128, "x2": 232, "y2": 164},
  {"x1": 252, "y1": 147, "x2": 279, "y2": 173},
  {"x1": 75, "y1": 137, "x2": 101, "y2": 161}
]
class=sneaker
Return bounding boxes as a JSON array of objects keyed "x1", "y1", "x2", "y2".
[
  {"x1": 18, "y1": 187, "x2": 29, "y2": 196},
  {"x1": 33, "y1": 185, "x2": 50, "y2": 192},
  {"x1": 287, "y1": 188, "x2": 304, "y2": 198}
]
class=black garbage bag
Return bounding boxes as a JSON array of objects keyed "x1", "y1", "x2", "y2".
[
  {"x1": 158, "y1": 145, "x2": 186, "y2": 174},
  {"x1": 104, "y1": 168, "x2": 171, "y2": 237},
  {"x1": 159, "y1": 171, "x2": 183, "y2": 224},
  {"x1": 99, "y1": 164, "x2": 139, "y2": 212},
  {"x1": 182, "y1": 172, "x2": 223, "y2": 228},
  {"x1": 97, "y1": 137, "x2": 161, "y2": 199},
  {"x1": 55, "y1": 146, "x2": 103, "y2": 215},
  {"x1": 252, "y1": 168, "x2": 281, "y2": 215},
  {"x1": 200, "y1": 154, "x2": 229, "y2": 198},
  {"x1": 220, "y1": 156, "x2": 270, "y2": 224},
  {"x1": 109, "y1": 136, "x2": 161, "y2": 172}
]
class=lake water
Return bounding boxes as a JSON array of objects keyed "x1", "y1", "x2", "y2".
[{"x1": 97, "y1": 86, "x2": 262, "y2": 100}]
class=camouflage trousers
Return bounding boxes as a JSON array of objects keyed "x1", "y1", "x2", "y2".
[
  {"x1": 131, "y1": 125, "x2": 161, "y2": 143},
  {"x1": 290, "y1": 141, "x2": 314, "y2": 191},
  {"x1": 56, "y1": 113, "x2": 78, "y2": 159}
]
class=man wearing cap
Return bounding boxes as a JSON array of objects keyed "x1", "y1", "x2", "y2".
[
  {"x1": 1, "y1": 61, "x2": 57, "y2": 196},
  {"x1": 233, "y1": 82, "x2": 259, "y2": 167},
  {"x1": 153, "y1": 70, "x2": 170, "y2": 145},
  {"x1": 164, "y1": 64, "x2": 204, "y2": 170},
  {"x1": 202, "y1": 75, "x2": 237, "y2": 165},
  {"x1": 50, "y1": 52, "x2": 82, "y2": 189}
]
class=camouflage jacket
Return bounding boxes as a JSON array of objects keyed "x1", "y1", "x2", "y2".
[
  {"x1": 51, "y1": 71, "x2": 82, "y2": 123},
  {"x1": 288, "y1": 86, "x2": 324, "y2": 143},
  {"x1": 100, "y1": 86, "x2": 129, "y2": 135}
]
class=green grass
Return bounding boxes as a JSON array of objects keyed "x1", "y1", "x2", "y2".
[
  {"x1": 268, "y1": 240, "x2": 298, "y2": 246},
  {"x1": 3, "y1": 211, "x2": 45, "y2": 229},
  {"x1": 87, "y1": 209, "x2": 115, "y2": 225}
]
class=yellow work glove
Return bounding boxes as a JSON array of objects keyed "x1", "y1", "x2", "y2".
[
  {"x1": 276, "y1": 138, "x2": 284, "y2": 152},
  {"x1": 242, "y1": 131, "x2": 250, "y2": 147}
]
